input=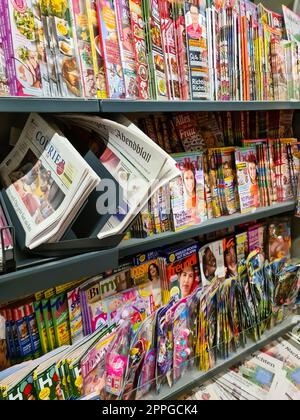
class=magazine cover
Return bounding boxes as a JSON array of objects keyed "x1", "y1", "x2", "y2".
[
  {"x1": 143, "y1": 0, "x2": 168, "y2": 100},
  {"x1": 184, "y1": 0, "x2": 209, "y2": 100},
  {"x1": 267, "y1": 219, "x2": 291, "y2": 262},
  {"x1": 115, "y1": 0, "x2": 139, "y2": 99},
  {"x1": 0, "y1": 37, "x2": 9, "y2": 96},
  {"x1": 235, "y1": 231, "x2": 249, "y2": 266},
  {"x1": 96, "y1": 0, "x2": 125, "y2": 98},
  {"x1": 128, "y1": 0, "x2": 150, "y2": 99},
  {"x1": 50, "y1": 294, "x2": 71, "y2": 347},
  {"x1": 0, "y1": 0, "x2": 43, "y2": 96},
  {"x1": 173, "y1": 113, "x2": 205, "y2": 151},
  {"x1": 235, "y1": 147, "x2": 260, "y2": 213},
  {"x1": 247, "y1": 223, "x2": 266, "y2": 255},
  {"x1": 199, "y1": 240, "x2": 225, "y2": 286},
  {"x1": 86, "y1": 0, "x2": 108, "y2": 98},
  {"x1": 174, "y1": 0, "x2": 190, "y2": 100},
  {"x1": 70, "y1": 0, "x2": 97, "y2": 98},
  {"x1": 283, "y1": 5, "x2": 300, "y2": 43},
  {"x1": 131, "y1": 257, "x2": 162, "y2": 309},
  {"x1": 67, "y1": 287, "x2": 84, "y2": 344},
  {"x1": 223, "y1": 236, "x2": 238, "y2": 279},
  {"x1": 172, "y1": 152, "x2": 207, "y2": 226},
  {"x1": 163, "y1": 241, "x2": 200, "y2": 302}
]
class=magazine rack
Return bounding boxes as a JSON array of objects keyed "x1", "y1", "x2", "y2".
[{"x1": 0, "y1": 151, "x2": 129, "y2": 258}]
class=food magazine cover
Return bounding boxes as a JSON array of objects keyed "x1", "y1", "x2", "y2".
[{"x1": 0, "y1": 0, "x2": 43, "y2": 96}]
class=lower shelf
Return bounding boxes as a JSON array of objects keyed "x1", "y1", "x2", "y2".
[{"x1": 144, "y1": 315, "x2": 300, "y2": 401}]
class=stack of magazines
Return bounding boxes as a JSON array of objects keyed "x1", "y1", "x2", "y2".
[{"x1": 1, "y1": 1, "x2": 300, "y2": 101}]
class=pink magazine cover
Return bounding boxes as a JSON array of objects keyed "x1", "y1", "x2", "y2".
[
  {"x1": 0, "y1": 0, "x2": 43, "y2": 96},
  {"x1": 128, "y1": 0, "x2": 150, "y2": 99},
  {"x1": 175, "y1": 0, "x2": 190, "y2": 99},
  {"x1": 115, "y1": 0, "x2": 139, "y2": 99},
  {"x1": 96, "y1": 0, "x2": 125, "y2": 98}
]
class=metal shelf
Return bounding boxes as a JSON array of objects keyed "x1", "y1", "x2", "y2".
[
  {"x1": 99, "y1": 100, "x2": 300, "y2": 113},
  {"x1": 119, "y1": 201, "x2": 296, "y2": 258},
  {"x1": 145, "y1": 315, "x2": 300, "y2": 400},
  {"x1": 0, "y1": 201, "x2": 295, "y2": 305},
  {"x1": 0, "y1": 97, "x2": 99, "y2": 113}
]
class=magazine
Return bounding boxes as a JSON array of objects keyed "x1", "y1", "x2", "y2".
[
  {"x1": 199, "y1": 240, "x2": 225, "y2": 287},
  {"x1": 283, "y1": 5, "x2": 300, "y2": 43},
  {"x1": 0, "y1": 113, "x2": 100, "y2": 249}
]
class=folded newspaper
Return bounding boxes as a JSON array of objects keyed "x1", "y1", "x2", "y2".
[
  {"x1": 57, "y1": 114, "x2": 180, "y2": 240},
  {"x1": 0, "y1": 113, "x2": 179, "y2": 249},
  {"x1": 0, "y1": 113, "x2": 100, "y2": 249}
]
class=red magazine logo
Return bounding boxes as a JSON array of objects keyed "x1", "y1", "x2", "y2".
[
  {"x1": 56, "y1": 161, "x2": 65, "y2": 176},
  {"x1": 11, "y1": 0, "x2": 27, "y2": 13}
]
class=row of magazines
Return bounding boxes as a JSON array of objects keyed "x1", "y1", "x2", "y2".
[
  {"x1": 180, "y1": 327, "x2": 300, "y2": 401},
  {"x1": 0, "y1": 217, "x2": 294, "y2": 365},
  {"x1": 0, "y1": 229, "x2": 299, "y2": 399},
  {"x1": 1, "y1": 1, "x2": 300, "y2": 101}
]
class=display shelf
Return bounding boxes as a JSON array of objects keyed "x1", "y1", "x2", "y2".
[
  {"x1": 119, "y1": 201, "x2": 296, "y2": 258},
  {"x1": 0, "y1": 97, "x2": 99, "y2": 113},
  {"x1": 0, "y1": 201, "x2": 295, "y2": 304},
  {"x1": 99, "y1": 100, "x2": 300, "y2": 113},
  {"x1": 144, "y1": 315, "x2": 300, "y2": 401}
]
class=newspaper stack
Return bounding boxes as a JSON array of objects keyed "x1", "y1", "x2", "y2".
[
  {"x1": 59, "y1": 114, "x2": 180, "y2": 241},
  {"x1": 183, "y1": 335, "x2": 300, "y2": 401},
  {"x1": 0, "y1": 114, "x2": 100, "y2": 249}
]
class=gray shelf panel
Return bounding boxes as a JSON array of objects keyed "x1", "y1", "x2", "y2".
[
  {"x1": 145, "y1": 315, "x2": 300, "y2": 400},
  {"x1": 0, "y1": 97, "x2": 99, "y2": 113},
  {"x1": 119, "y1": 201, "x2": 296, "y2": 258},
  {"x1": 100, "y1": 100, "x2": 300, "y2": 113},
  {"x1": 0, "y1": 201, "x2": 294, "y2": 304},
  {"x1": 0, "y1": 248, "x2": 119, "y2": 304}
]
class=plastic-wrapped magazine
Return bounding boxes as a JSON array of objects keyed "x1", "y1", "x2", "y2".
[
  {"x1": 59, "y1": 114, "x2": 180, "y2": 240},
  {"x1": 0, "y1": 113, "x2": 100, "y2": 249}
]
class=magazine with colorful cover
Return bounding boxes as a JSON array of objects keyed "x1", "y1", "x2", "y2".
[
  {"x1": 128, "y1": 0, "x2": 150, "y2": 99},
  {"x1": 0, "y1": 0, "x2": 43, "y2": 96},
  {"x1": 70, "y1": 0, "x2": 97, "y2": 98},
  {"x1": 50, "y1": 294, "x2": 71, "y2": 348},
  {"x1": 161, "y1": 241, "x2": 200, "y2": 303},
  {"x1": 174, "y1": 0, "x2": 190, "y2": 100},
  {"x1": 184, "y1": 0, "x2": 209, "y2": 100},
  {"x1": 235, "y1": 147, "x2": 260, "y2": 213},
  {"x1": 143, "y1": 0, "x2": 168, "y2": 100},
  {"x1": 173, "y1": 113, "x2": 205, "y2": 152},
  {"x1": 223, "y1": 236, "x2": 238, "y2": 279},
  {"x1": 283, "y1": 5, "x2": 300, "y2": 43},
  {"x1": 86, "y1": 0, "x2": 108, "y2": 98},
  {"x1": 96, "y1": 0, "x2": 125, "y2": 98},
  {"x1": 267, "y1": 219, "x2": 291, "y2": 262},
  {"x1": 131, "y1": 257, "x2": 162, "y2": 309},
  {"x1": 247, "y1": 223, "x2": 266, "y2": 254},
  {"x1": 0, "y1": 36, "x2": 9, "y2": 96},
  {"x1": 115, "y1": 0, "x2": 139, "y2": 99},
  {"x1": 67, "y1": 287, "x2": 84, "y2": 345},
  {"x1": 172, "y1": 152, "x2": 207, "y2": 226},
  {"x1": 199, "y1": 240, "x2": 225, "y2": 287}
]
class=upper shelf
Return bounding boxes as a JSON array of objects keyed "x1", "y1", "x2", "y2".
[
  {"x1": 0, "y1": 97, "x2": 99, "y2": 113},
  {"x1": 0, "y1": 201, "x2": 295, "y2": 305},
  {"x1": 99, "y1": 100, "x2": 300, "y2": 113},
  {"x1": 1, "y1": 98, "x2": 300, "y2": 113}
]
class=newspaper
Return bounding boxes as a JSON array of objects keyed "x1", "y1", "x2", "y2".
[
  {"x1": 264, "y1": 339, "x2": 300, "y2": 400},
  {"x1": 59, "y1": 114, "x2": 180, "y2": 240},
  {"x1": 0, "y1": 114, "x2": 100, "y2": 249}
]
